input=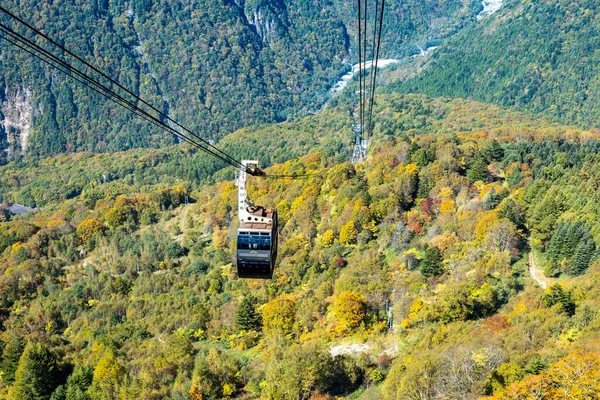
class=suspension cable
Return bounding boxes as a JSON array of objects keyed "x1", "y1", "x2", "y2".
[
  {"x1": 366, "y1": 0, "x2": 380, "y2": 136},
  {"x1": 0, "y1": 8, "x2": 282, "y2": 178},
  {"x1": 0, "y1": 6, "x2": 248, "y2": 172},
  {"x1": 366, "y1": 0, "x2": 385, "y2": 139},
  {"x1": 362, "y1": 0, "x2": 368, "y2": 141},
  {"x1": 0, "y1": 6, "x2": 347, "y2": 180},
  {"x1": 357, "y1": 0, "x2": 363, "y2": 135},
  {"x1": 0, "y1": 24, "x2": 246, "y2": 172}
]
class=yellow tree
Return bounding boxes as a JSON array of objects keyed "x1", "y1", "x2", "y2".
[
  {"x1": 76, "y1": 219, "x2": 103, "y2": 244},
  {"x1": 484, "y1": 350, "x2": 600, "y2": 399},
  {"x1": 546, "y1": 349, "x2": 600, "y2": 398},
  {"x1": 320, "y1": 230, "x2": 335, "y2": 248},
  {"x1": 262, "y1": 297, "x2": 296, "y2": 335},
  {"x1": 212, "y1": 226, "x2": 228, "y2": 249},
  {"x1": 339, "y1": 221, "x2": 358, "y2": 245},
  {"x1": 333, "y1": 292, "x2": 366, "y2": 333},
  {"x1": 89, "y1": 352, "x2": 124, "y2": 400}
]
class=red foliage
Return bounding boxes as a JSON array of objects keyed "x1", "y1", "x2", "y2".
[
  {"x1": 485, "y1": 314, "x2": 510, "y2": 334},
  {"x1": 376, "y1": 353, "x2": 392, "y2": 369},
  {"x1": 421, "y1": 197, "x2": 435, "y2": 218}
]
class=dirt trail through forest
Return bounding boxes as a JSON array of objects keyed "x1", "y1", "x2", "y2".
[{"x1": 528, "y1": 252, "x2": 554, "y2": 289}]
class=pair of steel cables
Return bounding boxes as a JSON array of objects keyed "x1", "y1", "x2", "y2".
[
  {"x1": 356, "y1": 0, "x2": 385, "y2": 147},
  {"x1": 0, "y1": 6, "x2": 309, "y2": 179}
]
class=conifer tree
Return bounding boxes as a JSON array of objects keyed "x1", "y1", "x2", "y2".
[
  {"x1": 50, "y1": 385, "x2": 66, "y2": 400},
  {"x1": 11, "y1": 342, "x2": 59, "y2": 400},
  {"x1": 572, "y1": 239, "x2": 595, "y2": 275},
  {"x1": 1, "y1": 336, "x2": 25, "y2": 385},
  {"x1": 561, "y1": 223, "x2": 580, "y2": 260},
  {"x1": 235, "y1": 295, "x2": 262, "y2": 332},
  {"x1": 485, "y1": 139, "x2": 504, "y2": 161},
  {"x1": 484, "y1": 190, "x2": 500, "y2": 211},
  {"x1": 420, "y1": 245, "x2": 445, "y2": 277},
  {"x1": 413, "y1": 149, "x2": 431, "y2": 168},
  {"x1": 547, "y1": 223, "x2": 567, "y2": 262},
  {"x1": 542, "y1": 284, "x2": 576, "y2": 316},
  {"x1": 507, "y1": 165, "x2": 523, "y2": 188},
  {"x1": 499, "y1": 198, "x2": 525, "y2": 228},
  {"x1": 467, "y1": 154, "x2": 488, "y2": 183},
  {"x1": 64, "y1": 365, "x2": 93, "y2": 400}
]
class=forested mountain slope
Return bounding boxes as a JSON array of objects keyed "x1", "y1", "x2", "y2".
[
  {"x1": 1, "y1": 95, "x2": 600, "y2": 399},
  {"x1": 390, "y1": 0, "x2": 600, "y2": 129},
  {"x1": 0, "y1": 93, "x2": 558, "y2": 208},
  {"x1": 0, "y1": 0, "x2": 480, "y2": 161}
]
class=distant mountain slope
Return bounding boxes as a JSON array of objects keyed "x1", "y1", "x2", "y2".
[
  {"x1": 390, "y1": 0, "x2": 600, "y2": 128},
  {"x1": 0, "y1": 93, "x2": 579, "y2": 208},
  {"x1": 0, "y1": 0, "x2": 479, "y2": 161}
]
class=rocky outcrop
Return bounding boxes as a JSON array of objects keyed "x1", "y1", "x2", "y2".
[
  {"x1": 241, "y1": 0, "x2": 288, "y2": 45},
  {"x1": 249, "y1": 8, "x2": 276, "y2": 44},
  {"x1": 1, "y1": 86, "x2": 32, "y2": 156}
]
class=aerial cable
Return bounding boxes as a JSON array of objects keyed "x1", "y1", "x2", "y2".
[
  {"x1": 0, "y1": 25, "x2": 307, "y2": 180},
  {"x1": 262, "y1": 174, "x2": 315, "y2": 180},
  {"x1": 357, "y1": 0, "x2": 363, "y2": 134},
  {"x1": 0, "y1": 24, "x2": 244, "y2": 171},
  {"x1": 0, "y1": 6, "x2": 250, "y2": 173},
  {"x1": 366, "y1": 0, "x2": 385, "y2": 139},
  {"x1": 0, "y1": 29, "x2": 215, "y2": 158},
  {"x1": 362, "y1": 0, "x2": 368, "y2": 139},
  {"x1": 0, "y1": 7, "x2": 325, "y2": 179},
  {"x1": 0, "y1": 26, "x2": 246, "y2": 174},
  {"x1": 366, "y1": 0, "x2": 380, "y2": 136},
  {"x1": 0, "y1": 5, "x2": 244, "y2": 171}
]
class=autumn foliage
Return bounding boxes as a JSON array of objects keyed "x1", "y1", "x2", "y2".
[{"x1": 333, "y1": 292, "x2": 367, "y2": 333}]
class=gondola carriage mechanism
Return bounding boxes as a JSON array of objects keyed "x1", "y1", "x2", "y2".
[{"x1": 235, "y1": 160, "x2": 278, "y2": 279}]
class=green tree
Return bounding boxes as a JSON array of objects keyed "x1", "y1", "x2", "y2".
[
  {"x1": 190, "y1": 348, "x2": 241, "y2": 399},
  {"x1": 485, "y1": 139, "x2": 504, "y2": 161},
  {"x1": 542, "y1": 284, "x2": 576, "y2": 316},
  {"x1": 164, "y1": 241, "x2": 184, "y2": 259},
  {"x1": 571, "y1": 239, "x2": 595, "y2": 276},
  {"x1": 498, "y1": 198, "x2": 525, "y2": 228},
  {"x1": 419, "y1": 245, "x2": 445, "y2": 277},
  {"x1": 467, "y1": 154, "x2": 488, "y2": 183},
  {"x1": 235, "y1": 295, "x2": 262, "y2": 332},
  {"x1": 11, "y1": 342, "x2": 59, "y2": 400},
  {"x1": 507, "y1": 165, "x2": 523, "y2": 188},
  {"x1": 1, "y1": 335, "x2": 25, "y2": 385},
  {"x1": 65, "y1": 365, "x2": 93, "y2": 400},
  {"x1": 50, "y1": 385, "x2": 66, "y2": 400},
  {"x1": 529, "y1": 189, "x2": 566, "y2": 243},
  {"x1": 263, "y1": 344, "x2": 336, "y2": 400},
  {"x1": 483, "y1": 190, "x2": 505, "y2": 211}
]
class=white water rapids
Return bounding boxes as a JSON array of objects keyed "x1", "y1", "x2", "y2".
[{"x1": 329, "y1": 59, "x2": 401, "y2": 95}]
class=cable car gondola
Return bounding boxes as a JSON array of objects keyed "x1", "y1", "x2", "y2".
[{"x1": 235, "y1": 160, "x2": 278, "y2": 279}]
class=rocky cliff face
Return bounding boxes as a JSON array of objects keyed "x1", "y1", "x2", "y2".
[
  {"x1": 238, "y1": 0, "x2": 290, "y2": 45},
  {"x1": 248, "y1": 8, "x2": 277, "y2": 44},
  {"x1": 1, "y1": 86, "x2": 32, "y2": 158}
]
